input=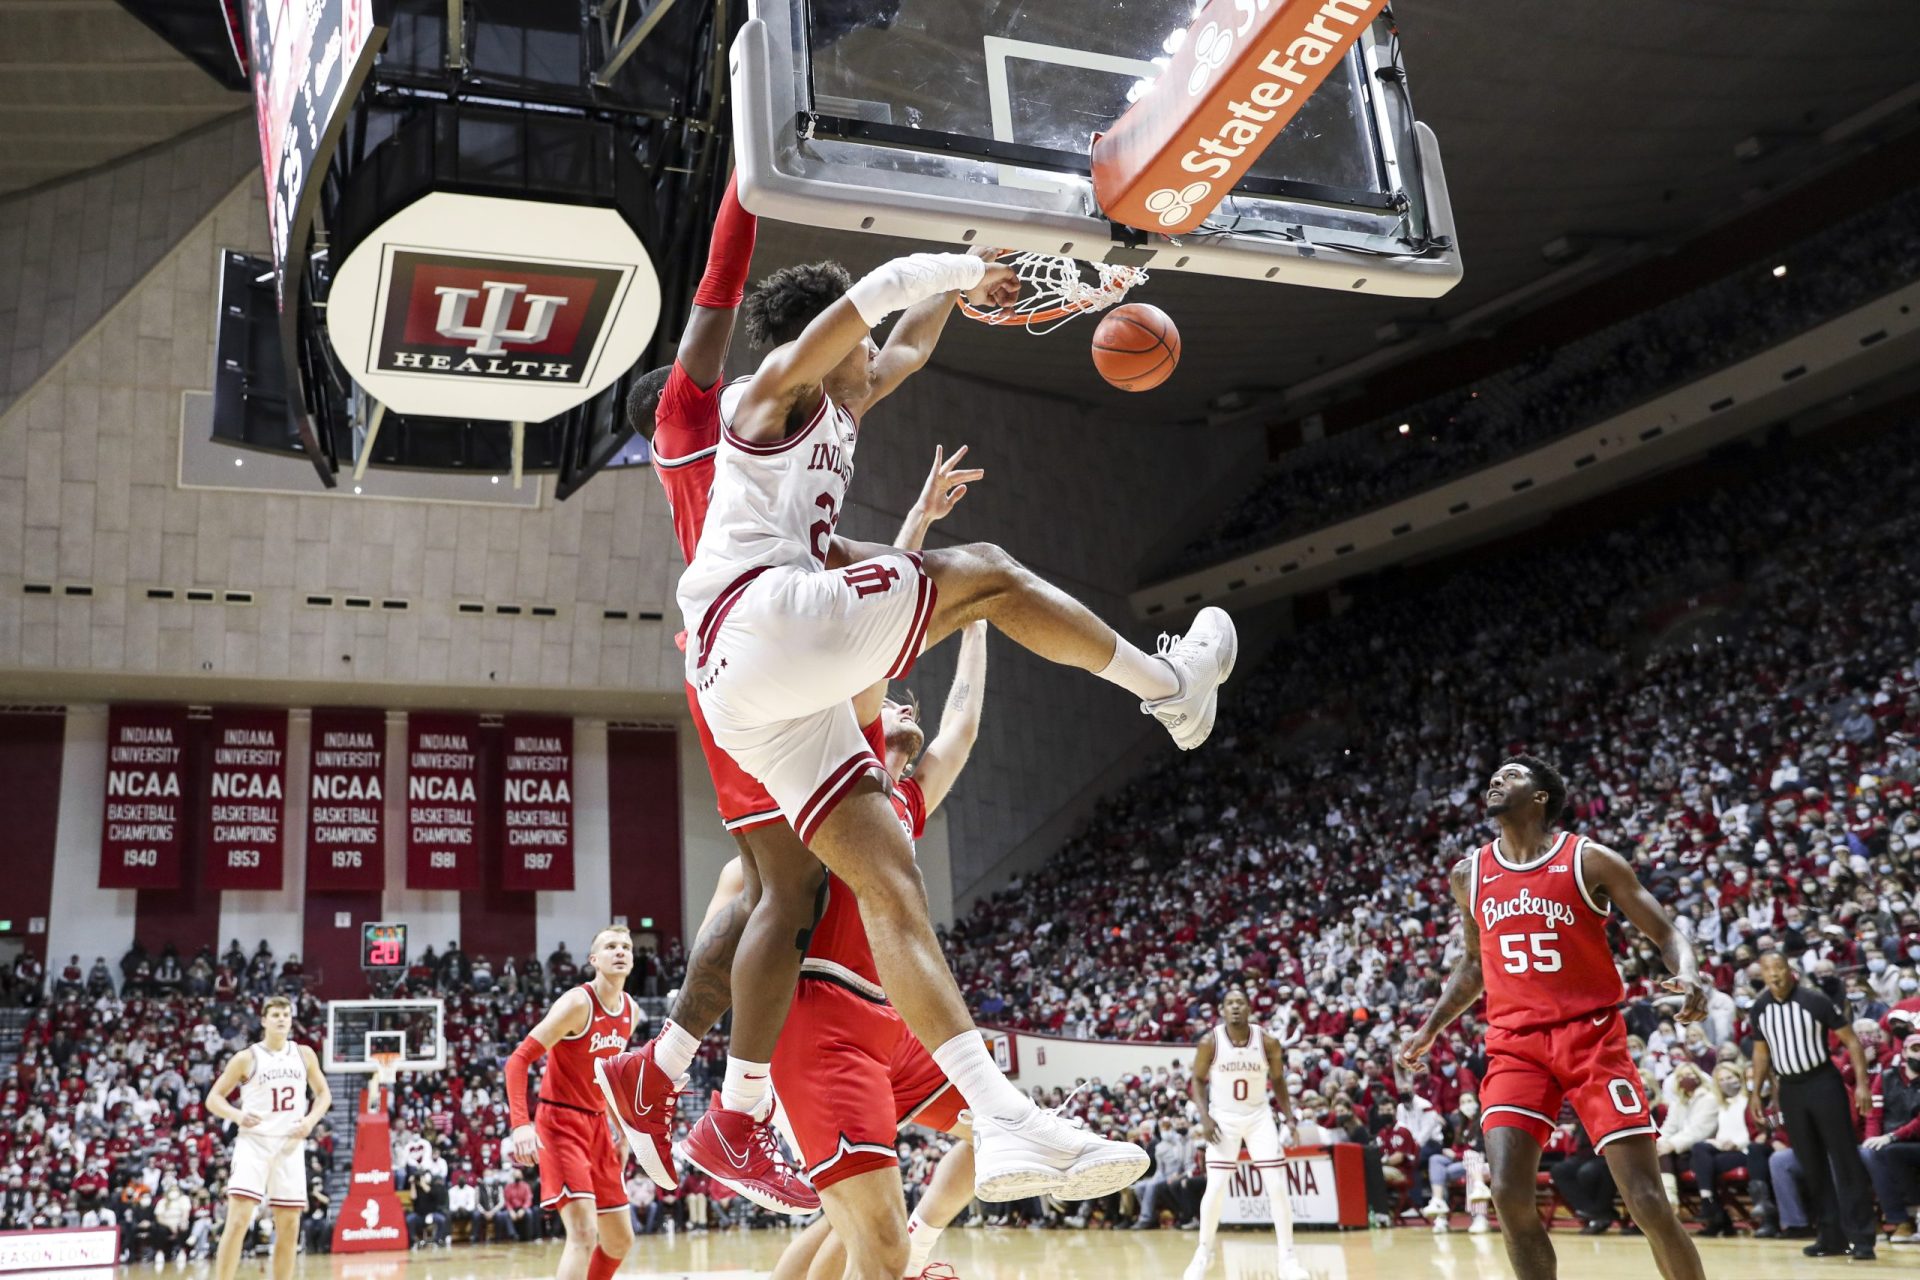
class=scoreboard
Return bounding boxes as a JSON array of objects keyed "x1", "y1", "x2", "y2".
[{"x1": 361, "y1": 921, "x2": 407, "y2": 973}]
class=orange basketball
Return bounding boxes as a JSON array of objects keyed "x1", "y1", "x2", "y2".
[{"x1": 1091, "y1": 303, "x2": 1180, "y2": 392}]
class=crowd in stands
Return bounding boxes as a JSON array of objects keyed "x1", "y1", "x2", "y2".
[
  {"x1": 1171, "y1": 185, "x2": 1920, "y2": 574},
  {"x1": 3, "y1": 436, "x2": 1916, "y2": 1253},
  {"x1": 945, "y1": 421, "x2": 1920, "y2": 1242}
]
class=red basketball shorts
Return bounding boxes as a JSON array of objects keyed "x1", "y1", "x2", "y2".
[
  {"x1": 685, "y1": 680, "x2": 781, "y2": 833},
  {"x1": 771, "y1": 977, "x2": 965, "y2": 1190},
  {"x1": 1479, "y1": 1009, "x2": 1656, "y2": 1150},
  {"x1": 535, "y1": 1101, "x2": 627, "y2": 1211}
]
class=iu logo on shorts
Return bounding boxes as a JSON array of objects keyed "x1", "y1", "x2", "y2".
[{"x1": 844, "y1": 563, "x2": 900, "y2": 598}]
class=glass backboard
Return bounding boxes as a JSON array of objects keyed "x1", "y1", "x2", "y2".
[
  {"x1": 324, "y1": 998, "x2": 448, "y2": 1076},
  {"x1": 732, "y1": 0, "x2": 1461, "y2": 294}
]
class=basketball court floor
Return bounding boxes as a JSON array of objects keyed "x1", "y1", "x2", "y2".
[{"x1": 108, "y1": 1226, "x2": 1876, "y2": 1279}]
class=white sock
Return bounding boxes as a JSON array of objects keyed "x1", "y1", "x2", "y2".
[
  {"x1": 654, "y1": 1019, "x2": 701, "y2": 1080},
  {"x1": 1197, "y1": 1166, "x2": 1230, "y2": 1251},
  {"x1": 929, "y1": 1032, "x2": 1031, "y2": 1125},
  {"x1": 1095, "y1": 639, "x2": 1179, "y2": 702},
  {"x1": 719, "y1": 1055, "x2": 772, "y2": 1119},
  {"x1": 904, "y1": 1211, "x2": 942, "y2": 1275}
]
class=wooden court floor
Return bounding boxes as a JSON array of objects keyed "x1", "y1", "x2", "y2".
[{"x1": 110, "y1": 1225, "x2": 1907, "y2": 1279}]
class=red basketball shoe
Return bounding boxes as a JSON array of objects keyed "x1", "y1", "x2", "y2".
[
  {"x1": 676, "y1": 1092, "x2": 819, "y2": 1215},
  {"x1": 595, "y1": 1043, "x2": 681, "y2": 1190}
]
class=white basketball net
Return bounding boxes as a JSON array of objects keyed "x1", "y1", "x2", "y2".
[{"x1": 959, "y1": 252, "x2": 1149, "y2": 335}]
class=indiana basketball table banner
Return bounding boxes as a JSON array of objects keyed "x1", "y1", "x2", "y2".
[
  {"x1": 98, "y1": 704, "x2": 191, "y2": 889},
  {"x1": 1219, "y1": 1145, "x2": 1367, "y2": 1228}
]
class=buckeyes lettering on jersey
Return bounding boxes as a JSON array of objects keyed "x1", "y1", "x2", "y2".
[{"x1": 1470, "y1": 832, "x2": 1624, "y2": 1031}]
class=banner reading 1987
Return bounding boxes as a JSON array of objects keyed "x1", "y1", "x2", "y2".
[
  {"x1": 99, "y1": 705, "x2": 191, "y2": 889},
  {"x1": 406, "y1": 712, "x2": 482, "y2": 889},
  {"x1": 500, "y1": 716, "x2": 573, "y2": 890}
]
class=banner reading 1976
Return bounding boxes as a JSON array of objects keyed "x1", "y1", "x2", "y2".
[
  {"x1": 307, "y1": 708, "x2": 386, "y2": 891},
  {"x1": 99, "y1": 704, "x2": 191, "y2": 889},
  {"x1": 500, "y1": 716, "x2": 573, "y2": 890},
  {"x1": 203, "y1": 708, "x2": 288, "y2": 890},
  {"x1": 406, "y1": 712, "x2": 483, "y2": 889}
]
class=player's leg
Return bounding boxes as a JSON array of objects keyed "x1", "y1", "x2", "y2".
[
  {"x1": 1186, "y1": 1117, "x2": 1240, "y2": 1280},
  {"x1": 555, "y1": 1199, "x2": 600, "y2": 1280},
  {"x1": 269, "y1": 1206, "x2": 302, "y2": 1280},
  {"x1": 212, "y1": 1195, "x2": 258, "y2": 1280},
  {"x1": 1599, "y1": 1136, "x2": 1706, "y2": 1280},
  {"x1": 905, "y1": 1138, "x2": 974, "y2": 1276},
  {"x1": 1483, "y1": 1127, "x2": 1556, "y2": 1279},
  {"x1": 817, "y1": 1167, "x2": 912, "y2": 1280},
  {"x1": 770, "y1": 1217, "x2": 835, "y2": 1280},
  {"x1": 591, "y1": 1205, "x2": 634, "y2": 1279},
  {"x1": 723, "y1": 819, "x2": 825, "y2": 1084},
  {"x1": 1244, "y1": 1111, "x2": 1305, "y2": 1280}
]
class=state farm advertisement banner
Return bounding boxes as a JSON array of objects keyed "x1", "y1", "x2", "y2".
[
  {"x1": 500, "y1": 716, "x2": 573, "y2": 890},
  {"x1": 99, "y1": 705, "x2": 191, "y2": 889},
  {"x1": 202, "y1": 708, "x2": 289, "y2": 890},
  {"x1": 405, "y1": 713, "x2": 482, "y2": 889},
  {"x1": 307, "y1": 708, "x2": 386, "y2": 891}
]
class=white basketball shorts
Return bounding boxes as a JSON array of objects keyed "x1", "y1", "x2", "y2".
[
  {"x1": 1206, "y1": 1107, "x2": 1285, "y2": 1168},
  {"x1": 689, "y1": 552, "x2": 935, "y2": 843},
  {"x1": 228, "y1": 1131, "x2": 307, "y2": 1208}
]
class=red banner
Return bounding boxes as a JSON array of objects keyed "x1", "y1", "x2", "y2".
[
  {"x1": 332, "y1": 1083, "x2": 407, "y2": 1252},
  {"x1": 202, "y1": 708, "x2": 288, "y2": 890},
  {"x1": 405, "y1": 713, "x2": 482, "y2": 889},
  {"x1": 499, "y1": 716, "x2": 573, "y2": 890},
  {"x1": 307, "y1": 709, "x2": 387, "y2": 891},
  {"x1": 99, "y1": 705, "x2": 191, "y2": 889}
]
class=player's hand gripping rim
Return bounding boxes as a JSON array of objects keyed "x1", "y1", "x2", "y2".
[{"x1": 962, "y1": 247, "x2": 1020, "y2": 310}]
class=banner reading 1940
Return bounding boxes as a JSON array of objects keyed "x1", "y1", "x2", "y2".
[
  {"x1": 99, "y1": 704, "x2": 191, "y2": 889},
  {"x1": 307, "y1": 708, "x2": 386, "y2": 891},
  {"x1": 203, "y1": 708, "x2": 288, "y2": 890},
  {"x1": 406, "y1": 712, "x2": 483, "y2": 890},
  {"x1": 500, "y1": 716, "x2": 573, "y2": 890}
]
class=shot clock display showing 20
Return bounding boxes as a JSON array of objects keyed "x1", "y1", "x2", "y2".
[{"x1": 361, "y1": 921, "x2": 408, "y2": 973}]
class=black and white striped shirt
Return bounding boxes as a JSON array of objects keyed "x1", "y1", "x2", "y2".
[{"x1": 1751, "y1": 983, "x2": 1843, "y2": 1080}]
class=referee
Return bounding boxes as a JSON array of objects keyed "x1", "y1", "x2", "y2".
[{"x1": 1749, "y1": 950, "x2": 1879, "y2": 1260}]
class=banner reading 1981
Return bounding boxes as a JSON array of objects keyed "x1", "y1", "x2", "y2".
[
  {"x1": 406, "y1": 712, "x2": 483, "y2": 889},
  {"x1": 203, "y1": 708, "x2": 288, "y2": 890},
  {"x1": 500, "y1": 716, "x2": 573, "y2": 890},
  {"x1": 99, "y1": 705, "x2": 192, "y2": 889},
  {"x1": 307, "y1": 708, "x2": 386, "y2": 891}
]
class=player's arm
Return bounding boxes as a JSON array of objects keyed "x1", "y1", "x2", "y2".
[
  {"x1": 676, "y1": 171, "x2": 758, "y2": 389},
  {"x1": 1834, "y1": 1021, "x2": 1874, "y2": 1117},
  {"x1": 505, "y1": 987, "x2": 591, "y2": 1164},
  {"x1": 1583, "y1": 841, "x2": 1708, "y2": 1023},
  {"x1": 700, "y1": 857, "x2": 749, "y2": 936},
  {"x1": 1190, "y1": 1034, "x2": 1219, "y2": 1145},
  {"x1": 1397, "y1": 860, "x2": 1481, "y2": 1070},
  {"x1": 911, "y1": 622, "x2": 987, "y2": 815},
  {"x1": 1264, "y1": 1035, "x2": 1293, "y2": 1123},
  {"x1": 1748, "y1": 1039, "x2": 1773, "y2": 1124},
  {"x1": 730, "y1": 254, "x2": 1014, "y2": 444},
  {"x1": 204, "y1": 1049, "x2": 255, "y2": 1127},
  {"x1": 295, "y1": 1045, "x2": 333, "y2": 1137},
  {"x1": 847, "y1": 247, "x2": 1002, "y2": 419}
]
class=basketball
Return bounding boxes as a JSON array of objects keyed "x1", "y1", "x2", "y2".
[{"x1": 1091, "y1": 303, "x2": 1181, "y2": 392}]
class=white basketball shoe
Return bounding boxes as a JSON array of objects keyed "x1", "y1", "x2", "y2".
[
  {"x1": 1141, "y1": 606, "x2": 1238, "y2": 750},
  {"x1": 1182, "y1": 1244, "x2": 1215, "y2": 1280},
  {"x1": 972, "y1": 1104, "x2": 1149, "y2": 1202}
]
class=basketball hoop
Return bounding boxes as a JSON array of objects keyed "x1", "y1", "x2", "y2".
[
  {"x1": 367, "y1": 1050, "x2": 402, "y2": 1111},
  {"x1": 959, "y1": 251, "x2": 1148, "y2": 335}
]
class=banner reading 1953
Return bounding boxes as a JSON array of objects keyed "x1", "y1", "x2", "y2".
[
  {"x1": 500, "y1": 716, "x2": 573, "y2": 890},
  {"x1": 203, "y1": 708, "x2": 288, "y2": 890}
]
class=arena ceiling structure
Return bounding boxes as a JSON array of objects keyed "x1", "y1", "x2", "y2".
[{"x1": 18, "y1": 1, "x2": 1920, "y2": 436}]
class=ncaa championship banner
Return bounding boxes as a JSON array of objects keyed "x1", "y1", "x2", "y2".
[
  {"x1": 307, "y1": 708, "x2": 387, "y2": 891},
  {"x1": 405, "y1": 713, "x2": 484, "y2": 890},
  {"x1": 325, "y1": 193, "x2": 661, "y2": 421},
  {"x1": 202, "y1": 708, "x2": 289, "y2": 890},
  {"x1": 1220, "y1": 1146, "x2": 1368, "y2": 1228},
  {"x1": 499, "y1": 716, "x2": 573, "y2": 891},
  {"x1": 99, "y1": 705, "x2": 192, "y2": 889}
]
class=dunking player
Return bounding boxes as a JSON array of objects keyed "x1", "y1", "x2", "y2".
[
  {"x1": 504, "y1": 926, "x2": 641, "y2": 1280},
  {"x1": 597, "y1": 176, "x2": 985, "y2": 1215},
  {"x1": 766, "y1": 621, "x2": 990, "y2": 1280},
  {"x1": 673, "y1": 248, "x2": 1233, "y2": 1205},
  {"x1": 1398, "y1": 756, "x2": 1710, "y2": 1280},
  {"x1": 206, "y1": 996, "x2": 332, "y2": 1280},
  {"x1": 1185, "y1": 988, "x2": 1306, "y2": 1280}
]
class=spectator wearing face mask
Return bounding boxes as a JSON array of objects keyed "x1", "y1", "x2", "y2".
[
  {"x1": 1864, "y1": 1032, "x2": 1920, "y2": 1244},
  {"x1": 1654, "y1": 1064, "x2": 1721, "y2": 1205},
  {"x1": 1690, "y1": 1064, "x2": 1767, "y2": 1236}
]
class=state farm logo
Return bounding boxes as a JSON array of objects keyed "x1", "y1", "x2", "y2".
[
  {"x1": 1145, "y1": 181, "x2": 1214, "y2": 227},
  {"x1": 373, "y1": 249, "x2": 627, "y2": 386},
  {"x1": 1187, "y1": 22, "x2": 1233, "y2": 95}
]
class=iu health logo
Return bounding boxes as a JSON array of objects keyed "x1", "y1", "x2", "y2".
[{"x1": 374, "y1": 250, "x2": 628, "y2": 386}]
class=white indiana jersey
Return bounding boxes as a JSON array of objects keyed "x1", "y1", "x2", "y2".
[
  {"x1": 676, "y1": 378, "x2": 859, "y2": 643},
  {"x1": 238, "y1": 1040, "x2": 308, "y2": 1139},
  {"x1": 1208, "y1": 1024, "x2": 1271, "y2": 1117}
]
